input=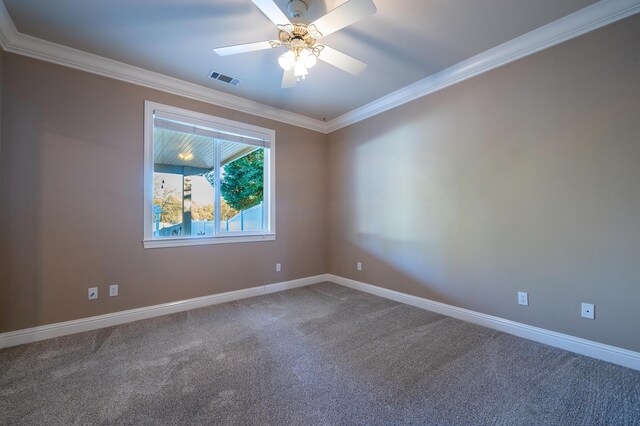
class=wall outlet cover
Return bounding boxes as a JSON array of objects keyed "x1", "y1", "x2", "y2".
[
  {"x1": 518, "y1": 291, "x2": 529, "y2": 306},
  {"x1": 357, "y1": 262, "x2": 362, "y2": 271},
  {"x1": 276, "y1": 263, "x2": 281, "y2": 272},
  {"x1": 109, "y1": 284, "x2": 118, "y2": 297}
]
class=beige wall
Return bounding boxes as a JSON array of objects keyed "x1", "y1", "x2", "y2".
[
  {"x1": 0, "y1": 48, "x2": 3, "y2": 191},
  {"x1": 2, "y1": 14, "x2": 639, "y2": 353},
  {"x1": 328, "y1": 15, "x2": 640, "y2": 352},
  {"x1": 0, "y1": 52, "x2": 328, "y2": 332}
]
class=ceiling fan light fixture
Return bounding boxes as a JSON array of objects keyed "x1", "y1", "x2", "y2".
[
  {"x1": 303, "y1": 49, "x2": 317, "y2": 68},
  {"x1": 294, "y1": 60, "x2": 308, "y2": 79},
  {"x1": 278, "y1": 50, "x2": 295, "y2": 71}
]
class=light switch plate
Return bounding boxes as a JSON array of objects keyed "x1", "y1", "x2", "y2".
[{"x1": 88, "y1": 287, "x2": 98, "y2": 300}]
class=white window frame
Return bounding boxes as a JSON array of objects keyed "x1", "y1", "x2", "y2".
[{"x1": 143, "y1": 101, "x2": 276, "y2": 249}]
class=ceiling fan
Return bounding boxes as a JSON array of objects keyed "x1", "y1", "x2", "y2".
[{"x1": 213, "y1": 0, "x2": 377, "y2": 88}]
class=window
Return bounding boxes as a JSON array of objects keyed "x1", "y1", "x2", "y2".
[{"x1": 143, "y1": 101, "x2": 275, "y2": 248}]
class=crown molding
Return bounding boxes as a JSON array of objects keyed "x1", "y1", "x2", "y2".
[
  {"x1": 0, "y1": 0, "x2": 15, "y2": 51},
  {"x1": 1, "y1": 1, "x2": 638, "y2": 134},
  {"x1": 0, "y1": 1, "x2": 327, "y2": 133},
  {"x1": 324, "y1": 0, "x2": 640, "y2": 133}
]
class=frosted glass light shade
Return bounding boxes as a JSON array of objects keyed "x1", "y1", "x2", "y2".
[
  {"x1": 294, "y1": 60, "x2": 308, "y2": 77},
  {"x1": 304, "y1": 52, "x2": 317, "y2": 68},
  {"x1": 278, "y1": 51, "x2": 295, "y2": 71}
]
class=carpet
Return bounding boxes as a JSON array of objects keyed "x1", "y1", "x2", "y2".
[{"x1": 1, "y1": 282, "x2": 639, "y2": 425}]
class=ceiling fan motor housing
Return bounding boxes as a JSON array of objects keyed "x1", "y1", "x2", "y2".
[
  {"x1": 279, "y1": 23, "x2": 317, "y2": 49},
  {"x1": 287, "y1": 0, "x2": 308, "y2": 18}
]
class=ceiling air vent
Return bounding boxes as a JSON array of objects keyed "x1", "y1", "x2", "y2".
[{"x1": 209, "y1": 71, "x2": 240, "y2": 86}]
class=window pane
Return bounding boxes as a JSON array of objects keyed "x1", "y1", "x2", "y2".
[
  {"x1": 219, "y1": 141, "x2": 264, "y2": 233},
  {"x1": 153, "y1": 126, "x2": 215, "y2": 238},
  {"x1": 153, "y1": 172, "x2": 183, "y2": 237},
  {"x1": 191, "y1": 175, "x2": 215, "y2": 236}
]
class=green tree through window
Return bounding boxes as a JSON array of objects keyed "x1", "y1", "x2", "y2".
[
  {"x1": 221, "y1": 148, "x2": 264, "y2": 211},
  {"x1": 204, "y1": 149, "x2": 264, "y2": 212}
]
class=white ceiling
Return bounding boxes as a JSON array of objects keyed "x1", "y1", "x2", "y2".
[{"x1": 3, "y1": 0, "x2": 601, "y2": 121}]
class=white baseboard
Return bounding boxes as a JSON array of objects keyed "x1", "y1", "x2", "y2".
[
  {"x1": 0, "y1": 274, "x2": 326, "y2": 349},
  {"x1": 327, "y1": 274, "x2": 640, "y2": 371},
  {"x1": 3, "y1": 273, "x2": 638, "y2": 371}
]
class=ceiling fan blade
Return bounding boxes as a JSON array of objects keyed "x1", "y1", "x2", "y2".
[
  {"x1": 310, "y1": 0, "x2": 376, "y2": 38},
  {"x1": 318, "y1": 45, "x2": 367, "y2": 75},
  {"x1": 252, "y1": 0, "x2": 291, "y2": 27},
  {"x1": 281, "y1": 68, "x2": 297, "y2": 88},
  {"x1": 214, "y1": 40, "x2": 278, "y2": 56}
]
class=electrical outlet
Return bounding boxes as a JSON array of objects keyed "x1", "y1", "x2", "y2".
[
  {"x1": 518, "y1": 291, "x2": 529, "y2": 306},
  {"x1": 357, "y1": 262, "x2": 362, "y2": 271},
  {"x1": 109, "y1": 284, "x2": 118, "y2": 297},
  {"x1": 275, "y1": 263, "x2": 281, "y2": 272},
  {"x1": 88, "y1": 287, "x2": 98, "y2": 300},
  {"x1": 581, "y1": 302, "x2": 595, "y2": 320}
]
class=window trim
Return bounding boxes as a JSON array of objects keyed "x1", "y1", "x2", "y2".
[{"x1": 143, "y1": 101, "x2": 276, "y2": 249}]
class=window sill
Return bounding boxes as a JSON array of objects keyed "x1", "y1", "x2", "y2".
[{"x1": 143, "y1": 233, "x2": 276, "y2": 249}]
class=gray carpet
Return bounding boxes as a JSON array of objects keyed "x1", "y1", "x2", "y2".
[{"x1": 1, "y1": 282, "x2": 639, "y2": 425}]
